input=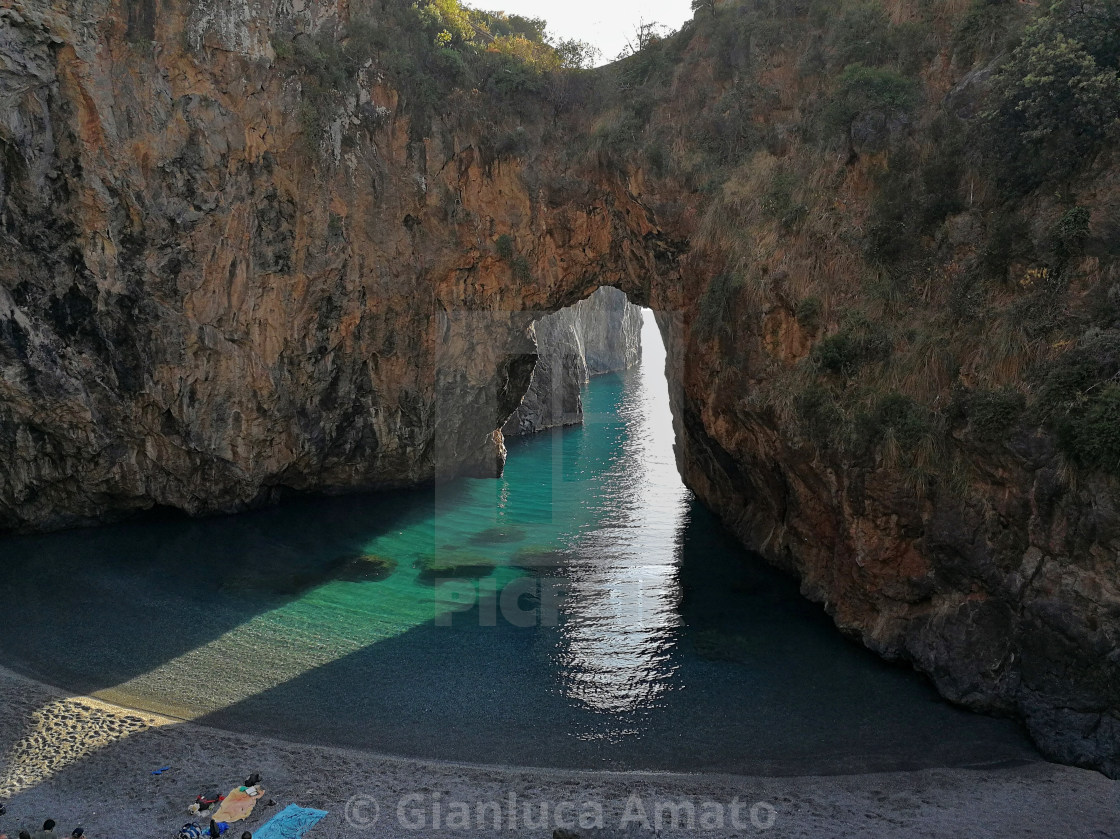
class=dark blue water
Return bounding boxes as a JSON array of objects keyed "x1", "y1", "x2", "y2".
[{"x1": 0, "y1": 317, "x2": 1039, "y2": 773}]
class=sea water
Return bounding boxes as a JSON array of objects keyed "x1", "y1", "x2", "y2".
[{"x1": 0, "y1": 314, "x2": 1039, "y2": 773}]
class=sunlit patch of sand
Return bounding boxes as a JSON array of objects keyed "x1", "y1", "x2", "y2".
[{"x1": 0, "y1": 695, "x2": 173, "y2": 798}]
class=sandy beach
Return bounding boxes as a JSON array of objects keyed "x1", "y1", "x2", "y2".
[{"x1": 0, "y1": 665, "x2": 1115, "y2": 839}]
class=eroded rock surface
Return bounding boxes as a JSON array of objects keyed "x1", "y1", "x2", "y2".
[{"x1": 0, "y1": 0, "x2": 670, "y2": 531}]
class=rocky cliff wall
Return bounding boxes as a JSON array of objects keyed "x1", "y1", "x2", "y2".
[
  {"x1": 503, "y1": 286, "x2": 641, "y2": 437},
  {"x1": 0, "y1": 0, "x2": 1117, "y2": 776},
  {"x1": 0, "y1": 0, "x2": 672, "y2": 533}
]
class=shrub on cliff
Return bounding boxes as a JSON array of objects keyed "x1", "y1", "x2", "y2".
[
  {"x1": 954, "y1": 387, "x2": 1027, "y2": 442},
  {"x1": 811, "y1": 315, "x2": 893, "y2": 376},
  {"x1": 762, "y1": 170, "x2": 808, "y2": 231},
  {"x1": 469, "y1": 9, "x2": 548, "y2": 43},
  {"x1": 856, "y1": 393, "x2": 933, "y2": 454},
  {"x1": 689, "y1": 87, "x2": 760, "y2": 169},
  {"x1": 981, "y1": 0, "x2": 1120, "y2": 192},
  {"x1": 413, "y1": 0, "x2": 475, "y2": 44},
  {"x1": 820, "y1": 64, "x2": 919, "y2": 146},
  {"x1": 1053, "y1": 206, "x2": 1091, "y2": 260},
  {"x1": 1034, "y1": 330, "x2": 1120, "y2": 475},
  {"x1": 694, "y1": 272, "x2": 743, "y2": 339},
  {"x1": 826, "y1": 3, "x2": 894, "y2": 68},
  {"x1": 795, "y1": 297, "x2": 823, "y2": 332},
  {"x1": 820, "y1": 3, "x2": 935, "y2": 74},
  {"x1": 863, "y1": 134, "x2": 966, "y2": 266},
  {"x1": 795, "y1": 383, "x2": 846, "y2": 450},
  {"x1": 272, "y1": 0, "x2": 598, "y2": 154},
  {"x1": 1056, "y1": 383, "x2": 1120, "y2": 476},
  {"x1": 592, "y1": 101, "x2": 658, "y2": 170},
  {"x1": 864, "y1": 150, "x2": 923, "y2": 266},
  {"x1": 952, "y1": 0, "x2": 1028, "y2": 66},
  {"x1": 495, "y1": 234, "x2": 515, "y2": 260}
]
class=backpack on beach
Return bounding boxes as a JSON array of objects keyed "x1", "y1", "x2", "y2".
[{"x1": 179, "y1": 823, "x2": 205, "y2": 839}]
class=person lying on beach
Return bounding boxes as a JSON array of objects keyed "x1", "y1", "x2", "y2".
[{"x1": 32, "y1": 819, "x2": 56, "y2": 839}]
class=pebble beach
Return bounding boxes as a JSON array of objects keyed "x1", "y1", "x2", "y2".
[{"x1": 0, "y1": 666, "x2": 1117, "y2": 839}]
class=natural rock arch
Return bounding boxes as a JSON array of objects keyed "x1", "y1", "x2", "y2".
[{"x1": 0, "y1": 0, "x2": 1117, "y2": 777}]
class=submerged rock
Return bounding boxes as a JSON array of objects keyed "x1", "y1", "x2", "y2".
[
  {"x1": 467, "y1": 525, "x2": 527, "y2": 545},
  {"x1": 334, "y1": 554, "x2": 398, "y2": 583},
  {"x1": 219, "y1": 551, "x2": 398, "y2": 595},
  {"x1": 416, "y1": 554, "x2": 498, "y2": 582},
  {"x1": 511, "y1": 546, "x2": 575, "y2": 573},
  {"x1": 691, "y1": 629, "x2": 760, "y2": 663}
]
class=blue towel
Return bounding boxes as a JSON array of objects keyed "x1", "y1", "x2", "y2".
[{"x1": 253, "y1": 805, "x2": 329, "y2": 839}]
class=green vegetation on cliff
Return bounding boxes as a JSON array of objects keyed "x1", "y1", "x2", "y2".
[
  {"x1": 981, "y1": 0, "x2": 1120, "y2": 191},
  {"x1": 602, "y1": 0, "x2": 1120, "y2": 486},
  {"x1": 271, "y1": 0, "x2": 597, "y2": 147}
]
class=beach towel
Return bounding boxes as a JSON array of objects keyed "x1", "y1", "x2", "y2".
[
  {"x1": 253, "y1": 805, "x2": 329, "y2": 839},
  {"x1": 212, "y1": 786, "x2": 265, "y2": 823}
]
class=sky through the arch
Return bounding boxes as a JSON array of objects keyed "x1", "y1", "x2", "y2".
[{"x1": 466, "y1": 0, "x2": 696, "y2": 65}]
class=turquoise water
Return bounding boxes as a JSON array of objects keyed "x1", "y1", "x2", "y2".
[{"x1": 0, "y1": 316, "x2": 1040, "y2": 773}]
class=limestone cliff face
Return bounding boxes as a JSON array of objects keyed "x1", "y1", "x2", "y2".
[
  {"x1": 0, "y1": 0, "x2": 670, "y2": 532},
  {"x1": 0, "y1": 0, "x2": 1118, "y2": 777},
  {"x1": 503, "y1": 286, "x2": 641, "y2": 437},
  {"x1": 577, "y1": 285, "x2": 642, "y2": 377}
]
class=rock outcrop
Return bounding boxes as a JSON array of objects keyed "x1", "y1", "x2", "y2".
[
  {"x1": 0, "y1": 0, "x2": 1117, "y2": 776},
  {"x1": 503, "y1": 286, "x2": 641, "y2": 437}
]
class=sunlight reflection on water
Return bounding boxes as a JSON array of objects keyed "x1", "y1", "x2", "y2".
[{"x1": 557, "y1": 313, "x2": 689, "y2": 723}]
